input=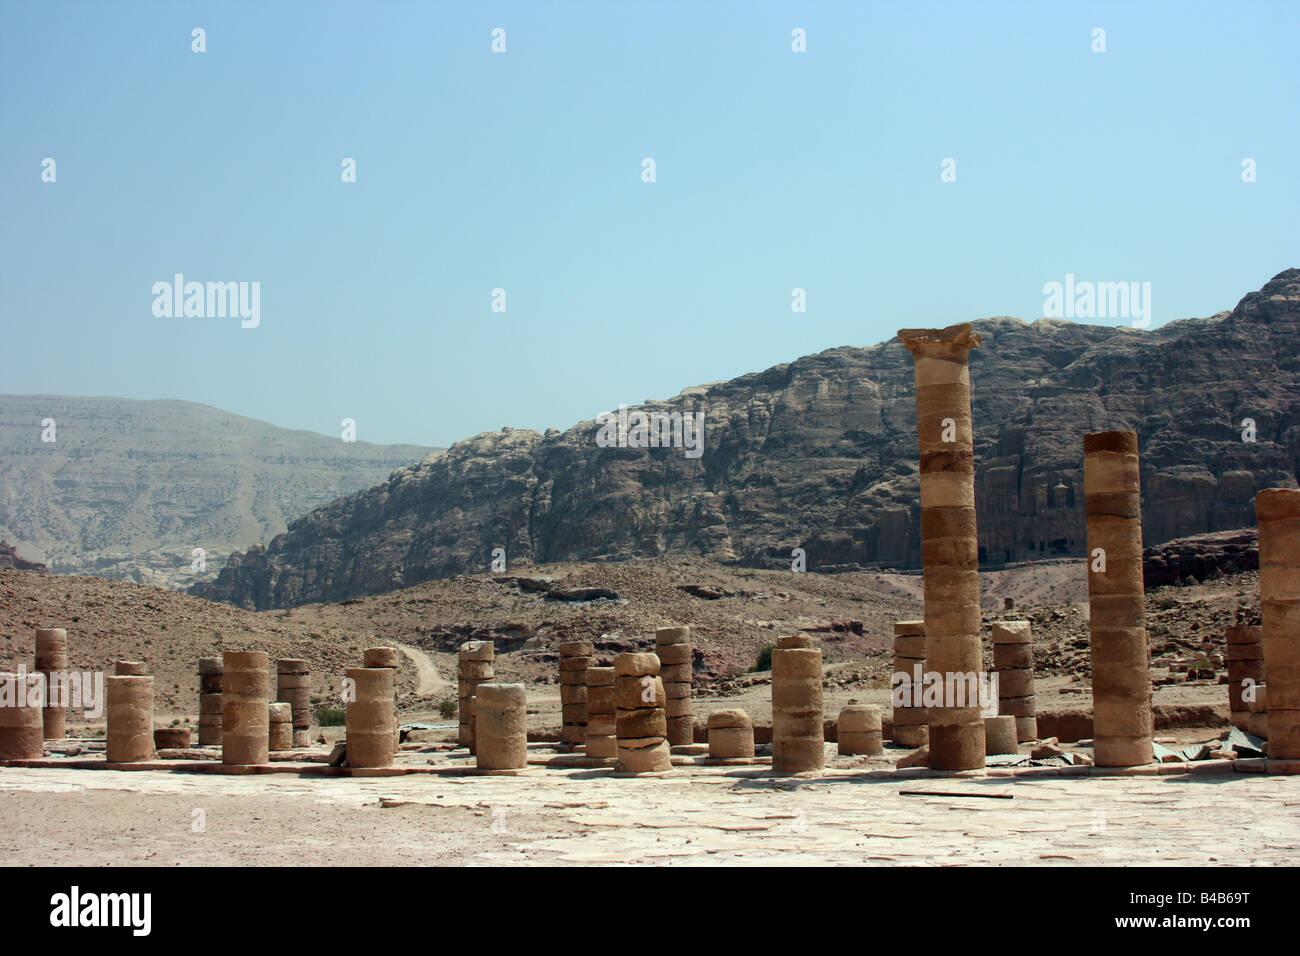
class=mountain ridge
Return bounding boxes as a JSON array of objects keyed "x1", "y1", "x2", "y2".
[
  {"x1": 0, "y1": 395, "x2": 437, "y2": 590},
  {"x1": 191, "y1": 269, "x2": 1300, "y2": 610}
]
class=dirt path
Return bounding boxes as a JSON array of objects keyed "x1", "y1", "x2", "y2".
[{"x1": 395, "y1": 642, "x2": 449, "y2": 696}]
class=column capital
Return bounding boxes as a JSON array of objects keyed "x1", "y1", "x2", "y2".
[{"x1": 897, "y1": 322, "x2": 982, "y2": 359}]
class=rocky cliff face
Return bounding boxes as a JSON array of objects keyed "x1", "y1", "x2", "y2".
[
  {"x1": 1142, "y1": 528, "x2": 1259, "y2": 589},
  {"x1": 192, "y1": 270, "x2": 1300, "y2": 610}
]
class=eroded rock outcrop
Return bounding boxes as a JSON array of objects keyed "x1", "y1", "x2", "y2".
[{"x1": 1142, "y1": 528, "x2": 1260, "y2": 588}]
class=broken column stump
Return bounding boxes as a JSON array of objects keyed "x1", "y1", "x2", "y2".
[
  {"x1": 584, "y1": 665, "x2": 617, "y2": 759},
  {"x1": 268, "y1": 702, "x2": 293, "y2": 751},
  {"x1": 983, "y1": 715, "x2": 1019, "y2": 755},
  {"x1": 198, "y1": 656, "x2": 223, "y2": 746},
  {"x1": 838, "y1": 704, "x2": 883, "y2": 756},
  {"x1": 708, "y1": 708, "x2": 755, "y2": 759},
  {"x1": 1226, "y1": 625, "x2": 1263, "y2": 732},
  {"x1": 772, "y1": 635, "x2": 824, "y2": 772},
  {"x1": 345, "y1": 666, "x2": 395, "y2": 769},
  {"x1": 34, "y1": 627, "x2": 68, "y2": 740},
  {"x1": 892, "y1": 620, "x2": 928, "y2": 748},
  {"x1": 0, "y1": 671, "x2": 44, "y2": 759},
  {"x1": 1257, "y1": 488, "x2": 1300, "y2": 759},
  {"x1": 475, "y1": 682, "x2": 528, "y2": 770},
  {"x1": 222, "y1": 651, "x2": 269, "y2": 766},
  {"x1": 154, "y1": 728, "x2": 190, "y2": 749},
  {"x1": 614, "y1": 652, "x2": 671, "y2": 773},
  {"x1": 993, "y1": 621, "x2": 1037, "y2": 742},
  {"x1": 655, "y1": 626, "x2": 695, "y2": 747},
  {"x1": 276, "y1": 658, "x2": 312, "y2": 748},
  {"x1": 558, "y1": 640, "x2": 594, "y2": 748},
  {"x1": 458, "y1": 641, "x2": 494, "y2": 753},
  {"x1": 106, "y1": 675, "x2": 156, "y2": 763},
  {"x1": 363, "y1": 647, "x2": 401, "y2": 754}
]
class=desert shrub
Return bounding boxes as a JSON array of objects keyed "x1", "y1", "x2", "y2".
[
  {"x1": 315, "y1": 705, "x2": 346, "y2": 727},
  {"x1": 754, "y1": 644, "x2": 775, "y2": 672},
  {"x1": 438, "y1": 698, "x2": 457, "y2": 718}
]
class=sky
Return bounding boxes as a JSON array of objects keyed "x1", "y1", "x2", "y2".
[{"x1": 2, "y1": 0, "x2": 1297, "y2": 447}]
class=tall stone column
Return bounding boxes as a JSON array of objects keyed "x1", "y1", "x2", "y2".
[
  {"x1": 1256, "y1": 488, "x2": 1300, "y2": 759},
  {"x1": 197, "y1": 657, "x2": 223, "y2": 746},
  {"x1": 345, "y1": 667, "x2": 396, "y2": 768},
  {"x1": 222, "y1": 651, "x2": 269, "y2": 766},
  {"x1": 1083, "y1": 431, "x2": 1152, "y2": 767},
  {"x1": 1225, "y1": 625, "x2": 1264, "y2": 732},
  {"x1": 106, "y1": 675, "x2": 156, "y2": 763},
  {"x1": 34, "y1": 628, "x2": 68, "y2": 740},
  {"x1": 898, "y1": 323, "x2": 986, "y2": 770}
]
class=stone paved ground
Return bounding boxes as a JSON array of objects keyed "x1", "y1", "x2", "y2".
[{"x1": 1, "y1": 753, "x2": 1297, "y2": 866}]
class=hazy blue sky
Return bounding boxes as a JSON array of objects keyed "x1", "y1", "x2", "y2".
[{"x1": 3, "y1": 1, "x2": 1297, "y2": 447}]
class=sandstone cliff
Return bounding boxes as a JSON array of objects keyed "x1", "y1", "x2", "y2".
[{"x1": 192, "y1": 270, "x2": 1300, "y2": 610}]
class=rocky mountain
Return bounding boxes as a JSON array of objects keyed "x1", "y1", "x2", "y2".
[
  {"x1": 1142, "y1": 528, "x2": 1259, "y2": 589},
  {"x1": 193, "y1": 270, "x2": 1300, "y2": 611},
  {"x1": 0, "y1": 396, "x2": 434, "y2": 590}
]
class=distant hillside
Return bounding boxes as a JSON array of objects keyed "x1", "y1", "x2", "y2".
[
  {"x1": 194, "y1": 270, "x2": 1300, "y2": 611},
  {"x1": 0, "y1": 567, "x2": 405, "y2": 720},
  {"x1": 0, "y1": 396, "x2": 435, "y2": 590}
]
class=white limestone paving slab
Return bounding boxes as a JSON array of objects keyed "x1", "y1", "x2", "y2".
[{"x1": 0, "y1": 763, "x2": 1296, "y2": 865}]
